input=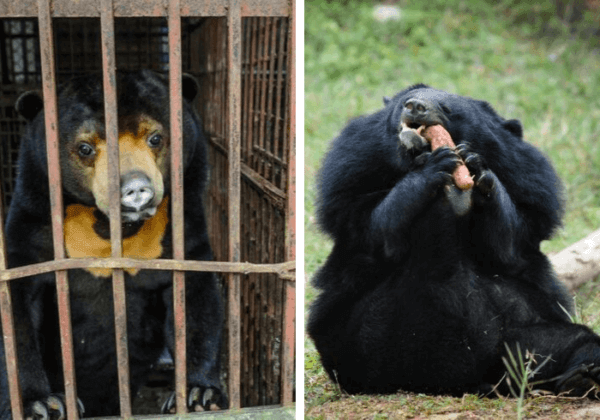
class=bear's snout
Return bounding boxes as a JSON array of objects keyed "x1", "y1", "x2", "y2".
[{"x1": 121, "y1": 171, "x2": 155, "y2": 212}]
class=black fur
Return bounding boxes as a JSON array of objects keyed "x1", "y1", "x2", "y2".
[
  {"x1": 0, "y1": 70, "x2": 227, "y2": 417},
  {"x1": 308, "y1": 85, "x2": 600, "y2": 396}
]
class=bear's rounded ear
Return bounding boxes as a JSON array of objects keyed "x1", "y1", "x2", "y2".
[
  {"x1": 16, "y1": 91, "x2": 44, "y2": 121},
  {"x1": 182, "y1": 73, "x2": 199, "y2": 103},
  {"x1": 504, "y1": 119, "x2": 523, "y2": 138},
  {"x1": 383, "y1": 96, "x2": 391, "y2": 105}
]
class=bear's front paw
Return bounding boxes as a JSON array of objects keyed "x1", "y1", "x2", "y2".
[
  {"x1": 161, "y1": 386, "x2": 228, "y2": 413},
  {"x1": 455, "y1": 144, "x2": 495, "y2": 196},
  {"x1": 556, "y1": 363, "x2": 600, "y2": 398},
  {"x1": 416, "y1": 146, "x2": 461, "y2": 188},
  {"x1": 26, "y1": 394, "x2": 85, "y2": 420}
]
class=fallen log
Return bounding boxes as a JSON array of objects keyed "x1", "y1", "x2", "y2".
[{"x1": 550, "y1": 228, "x2": 600, "y2": 292}]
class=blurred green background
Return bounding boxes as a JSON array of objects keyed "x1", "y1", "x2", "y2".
[{"x1": 304, "y1": 0, "x2": 600, "y2": 417}]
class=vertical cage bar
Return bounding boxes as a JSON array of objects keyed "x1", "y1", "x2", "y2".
[
  {"x1": 228, "y1": 0, "x2": 242, "y2": 410},
  {"x1": 282, "y1": 282, "x2": 295, "y2": 404},
  {"x1": 0, "y1": 183, "x2": 23, "y2": 419},
  {"x1": 264, "y1": 18, "x2": 277, "y2": 174},
  {"x1": 168, "y1": 0, "x2": 188, "y2": 414},
  {"x1": 246, "y1": 18, "x2": 257, "y2": 169},
  {"x1": 0, "y1": 284, "x2": 21, "y2": 419},
  {"x1": 256, "y1": 18, "x2": 267, "y2": 176},
  {"x1": 273, "y1": 19, "x2": 286, "y2": 190},
  {"x1": 241, "y1": 19, "x2": 250, "y2": 164},
  {"x1": 100, "y1": 0, "x2": 133, "y2": 417},
  {"x1": 38, "y1": 0, "x2": 79, "y2": 418},
  {"x1": 281, "y1": 0, "x2": 296, "y2": 406}
]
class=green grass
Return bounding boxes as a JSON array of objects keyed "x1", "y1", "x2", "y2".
[{"x1": 304, "y1": 0, "x2": 600, "y2": 417}]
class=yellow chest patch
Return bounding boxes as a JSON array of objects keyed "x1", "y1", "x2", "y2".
[{"x1": 64, "y1": 198, "x2": 169, "y2": 277}]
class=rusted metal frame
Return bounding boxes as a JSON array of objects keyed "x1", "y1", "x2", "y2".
[
  {"x1": 245, "y1": 18, "x2": 257, "y2": 171},
  {"x1": 209, "y1": 21, "x2": 218, "y2": 137},
  {"x1": 257, "y1": 18, "x2": 270, "y2": 181},
  {"x1": 0, "y1": 0, "x2": 290, "y2": 18},
  {"x1": 209, "y1": 135, "x2": 286, "y2": 210},
  {"x1": 241, "y1": 185, "x2": 251, "y2": 406},
  {"x1": 265, "y1": 18, "x2": 278, "y2": 181},
  {"x1": 260, "y1": 204, "x2": 269, "y2": 406},
  {"x1": 0, "y1": 284, "x2": 22, "y2": 418},
  {"x1": 219, "y1": 20, "x2": 227, "y2": 139},
  {"x1": 281, "y1": 280, "x2": 295, "y2": 404},
  {"x1": 251, "y1": 195, "x2": 261, "y2": 406},
  {"x1": 279, "y1": 20, "x2": 290, "y2": 192},
  {"x1": 285, "y1": 0, "x2": 296, "y2": 277},
  {"x1": 227, "y1": 0, "x2": 242, "y2": 409},
  {"x1": 0, "y1": 182, "x2": 24, "y2": 419},
  {"x1": 38, "y1": 0, "x2": 80, "y2": 418},
  {"x1": 248, "y1": 184, "x2": 256, "y2": 405},
  {"x1": 254, "y1": 198, "x2": 262, "y2": 406},
  {"x1": 214, "y1": 151, "x2": 227, "y2": 261},
  {"x1": 242, "y1": 162, "x2": 286, "y2": 210},
  {"x1": 210, "y1": 21, "x2": 218, "y2": 136},
  {"x1": 248, "y1": 18, "x2": 258, "y2": 173},
  {"x1": 281, "y1": 0, "x2": 295, "y2": 406},
  {"x1": 1, "y1": 258, "x2": 296, "y2": 281},
  {"x1": 241, "y1": 19, "x2": 250, "y2": 165},
  {"x1": 100, "y1": 0, "x2": 133, "y2": 417},
  {"x1": 239, "y1": 183, "x2": 246, "y2": 405},
  {"x1": 260, "y1": 200, "x2": 269, "y2": 403},
  {"x1": 269, "y1": 206, "x2": 279, "y2": 406},
  {"x1": 252, "y1": 143, "x2": 287, "y2": 166},
  {"x1": 205, "y1": 21, "x2": 214, "y2": 135},
  {"x1": 168, "y1": 0, "x2": 188, "y2": 414},
  {"x1": 273, "y1": 18, "x2": 286, "y2": 191}
]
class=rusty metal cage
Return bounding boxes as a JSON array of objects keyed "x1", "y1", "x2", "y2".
[{"x1": 0, "y1": 0, "x2": 295, "y2": 418}]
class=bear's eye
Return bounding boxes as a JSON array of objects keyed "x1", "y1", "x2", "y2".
[
  {"x1": 77, "y1": 143, "x2": 95, "y2": 158},
  {"x1": 148, "y1": 133, "x2": 163, "y2": 148}
]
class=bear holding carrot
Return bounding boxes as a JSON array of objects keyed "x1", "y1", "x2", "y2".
[{"x1": 308, "y1": 84, "x2": 600, "y2": 397}]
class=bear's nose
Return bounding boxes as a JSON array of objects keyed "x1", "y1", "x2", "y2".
[
  {"x1": 121, "y1": 172, "x2": 155, "y2": 212},
  {"x1": 404, "y1": 98, "x2": 430, "y2": 120}
]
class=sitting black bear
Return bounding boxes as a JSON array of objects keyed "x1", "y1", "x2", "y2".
[
  {"x1": 308, "y1": 84, "x2": 600, "y2": 396},
  {"x1": 0, "y1": 70, "x2": 227, "y2": 418}
]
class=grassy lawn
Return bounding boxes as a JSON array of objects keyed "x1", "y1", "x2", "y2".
[{"x1": 304, "y1": 0, "x2": 600, "y2": 418}]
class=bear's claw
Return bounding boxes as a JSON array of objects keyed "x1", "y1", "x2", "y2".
[
  {"x1": 29, "y1": 395, "x2": 84, "y2": 420},
  {"x1": 556, "y1": 363, "x2": 600, "y2": 397},
  {"x1": 161, "y1": 386, "x2": 226, "y2": 413},
  {"x1": 455, "y1": 144, "x2": 495, "y2": 196}
]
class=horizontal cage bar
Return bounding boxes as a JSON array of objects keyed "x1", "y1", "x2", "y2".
[
  {"x1": 0, "y1": 0, "x2": 290, "y2": 17},
  {"x1": 0, "y1": 258, "x2": 296, "y2": 281}
]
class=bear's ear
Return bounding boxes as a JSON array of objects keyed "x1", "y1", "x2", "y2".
[
  {"x1": 182, "y1": 73, "x2": 199, "y2": 103},
  {"x1": 16, "y1": 91, "x2": 44, "y2": 121},
  {"x1": 504, "y1": 119, "x2": 523, "y2": 138},
  {"x1": 383, "y1": 96, "x2": 391, "y2": 106}
]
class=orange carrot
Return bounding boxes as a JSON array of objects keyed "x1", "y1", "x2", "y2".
[{"x1": 423, "y1": 125, "x2": 473, "y2": 190}]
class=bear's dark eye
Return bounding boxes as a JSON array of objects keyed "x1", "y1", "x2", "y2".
[
  {"x1": 77, "y1": 143, "x2": 95, "y2": 158},
  {"x1": 148, "y1": 133, "x2": 163, "y2": 148}
]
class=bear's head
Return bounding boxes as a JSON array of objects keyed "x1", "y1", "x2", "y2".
[
  {"x1": 13, "y1": 70, "x2": 207, "y2": 273},
  {"x1": 388, "y1": 84, "x2": 524, "y2": 158},
  {"x1": 15, "y1": 70, "x2": 202, "y2": 225},
  {"x1": 385, "y1": 84, "x2": 532, "y2": 199},
  {"x1": 381, "y1": 84, "x2": 562, "y2": 238}
]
